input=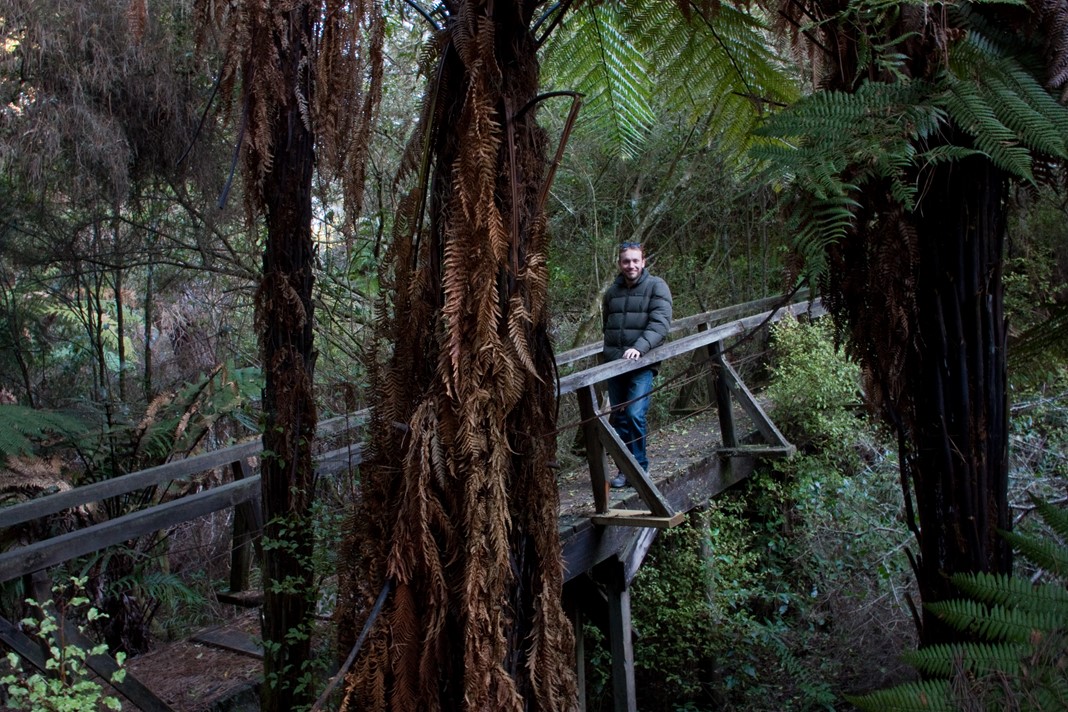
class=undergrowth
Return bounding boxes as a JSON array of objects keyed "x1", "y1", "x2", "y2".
[{"x1": 583, "y1": 316, "x2": 915, "y2": 711}]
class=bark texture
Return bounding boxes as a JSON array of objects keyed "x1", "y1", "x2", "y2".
[{"x1": 337, "y1": 2, "x2": 577, "y2": 709}]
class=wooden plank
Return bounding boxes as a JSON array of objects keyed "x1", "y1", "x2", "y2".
[
  {"x1": 191, "y1": 626, "x2": 263, "y2": 659},
  {"x1": 553, "y1": 292, "x2": 811, "y2": 369},
  {"x1": 598, "y1": 559, "x2": 636, "y2": 712},
  {"x1": 577, "y1": 386, "x2": 610, "y2": 514},
  {"x1": 592, "y1": 417, "x2": 673, "y2": 518},
  {"x1": 712, "y1": 340, "x2": 738, "y2": 449},
  {"x1": 718, "y1": 358, "x2": 793, "y2": 451},
  {"x1": 1, "y1": 410, "x2": 368, "y2": 529},
  {"x1": 621, "y1": 528, "x2": 658, "y2": 584},
  {"x1": 558, "y1": 300, "x2": 825, "y2": 395},
  {"x1": 316, "y1": 443, "x2": 364, "y2": 476},
  {"x1": 717, "y1": 445, "x2": 795, "y2": 458},
  {"x1": 316, "y1": 409, "x2": 369, "y2": 437},
  {"x1": 0, "y1": 614, "x2": 49, "y2": 672},
  {"x1": 561, "y1": 447, "x2": 759, "y2": 580},
  {"x1": 0, "y1": 478, "x2": 260, "y2": 583},
  {"x1": 0, "y1": 440, "x2": 262, "y2": 528},
  {"x1": 57, "y1": 615, "x2": 176, "y2": 712},
  {"x1": 228, "y1": 459, "x2": 260, "y2": 594},
  {"x1": 590, "y1": 510, "x2": 685, "y2": 529}
]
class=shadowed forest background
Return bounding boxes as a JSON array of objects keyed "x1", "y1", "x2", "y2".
[{"x1": 2, "y1": 1, "x2": 1068, "y2": 710}]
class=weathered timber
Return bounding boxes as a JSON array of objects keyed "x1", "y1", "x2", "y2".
[
  {"x1": 590, "y1": 412, "x2": 673, "y2": 518},
  {"x1": 0, "y1": 478, "x2": 259, "y2": 583},
  {"x1": 718, "y1": 357, "x2": 793, "y2": 453},
  {"x1": 555, "y1": 291, "x2": 810, "y2": 369},
  {"x1": 558, "y1": 300, "x2": 825, "y2": 395},
  {"x1": 590, "y1": 509, "x2": 684, "y2": 528},
  {"x1": 0, "y1": 441, "x2": 262, "y2": 529},
  {"x1": 560, "y1": 450, "x2": 757, "y2": 580}
]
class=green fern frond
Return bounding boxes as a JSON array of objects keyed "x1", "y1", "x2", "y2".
[
  {"x1": 0, "y1": 404, "x2": 84, "y2": 461},
  {"x1": 950, "y1": 571, "x2": 1068, "y2": 618},
  {"x1": 1030, "y1": 496, "x2": 1068, "y2": 541},
  {"x1": 1000, "y1": 529, "x2": 1068, "y2": 579},
  {"x1": 927, "y1": 599, "x2": 1063, "y2": 644},
  {"x1": 542, "y1": 2, "x2": 655, "y2": 158},
  {"x1": 940, "y1": 77, "x2": 1035, "y2": 181},
  {"x1": 902, "y1": 641, "x2": 1032, "y2": 678},
  {"x1": 640, "y1": 0, "x2": 798, "y2": 161},
  {"x1": 847, "y1": 678, "x2": 955, "y2": 712}
]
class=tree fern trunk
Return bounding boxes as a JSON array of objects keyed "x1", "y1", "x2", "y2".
[
  {"x1": 257, "y1": 3, "x2": 319, "y2": 710},
  {"x1": 906, "y1": 152, "x2": 1013, "y2": 644},
  {"x1": 339, "y1": 2, "x2": 577, "y2": 709}
]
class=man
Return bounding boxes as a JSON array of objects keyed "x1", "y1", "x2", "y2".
[{"x1": 602, "y1": 241, "x2": 673, "y2": 488}]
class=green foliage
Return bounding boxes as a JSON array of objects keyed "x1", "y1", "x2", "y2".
[
  {"x1": 0, "y1": 405, "x2": 84, "y2": 462},
  {"x1": 765, "y1": 315, "x2": 864, "y2": 452},
  {"x1": 542, "y1": 0, "x2": 798, "y2": 161},
  {"x1": 1, "y1": 577, "x2": 126, "y2": 712},
  {"x1": 848, "y1": 497, "x2": 1068, "y2": 711},
  {"x1": 753, "y1": 1, "x2": 1068, "y2": 286}
]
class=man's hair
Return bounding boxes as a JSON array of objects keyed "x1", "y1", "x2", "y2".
[{"x1": 618, "y1": 241, "x2": 643, "y2": 253}]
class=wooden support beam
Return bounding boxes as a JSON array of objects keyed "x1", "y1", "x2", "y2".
[
  {"x1": 596, "y1": 558, "x2": 636, "y2": 712},
  {"x1": 711, "y1": 340, "x2": 737, "y2": 449},
  {"x1": 578, "y1": 385, "x2": 610, "y2": 514},
  {"x1": 228, "y1": 459, "x2": 262, "y2": 594},
  {"x1": 590, "y1": 509, "x2": 684, "y2": 529},
  {"x1": 718, "y1": 357, "x2": 794, "y2": 453},
  {"x1": 0, "y1": 478, "x2": 259, "y2": 583},
  {"x1": 621, "y1": 527, "x2": 659, "y2": 584},
  {"x1": 592, "y1": 416, "x2": 673, "y2": 518}
]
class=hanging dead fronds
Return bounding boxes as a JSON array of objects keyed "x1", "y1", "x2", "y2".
[{"x1": 337, "y1": 2, "x2": 577, "y2": 710}]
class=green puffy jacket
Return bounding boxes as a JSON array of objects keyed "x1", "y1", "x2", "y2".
[{"x1": 602, "y1": 269, "x2": 673, "y2": 361}]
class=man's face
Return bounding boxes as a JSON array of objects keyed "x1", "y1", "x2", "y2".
[{"x1": 618, "y1": 247, "x2": 645, "y2": 285}]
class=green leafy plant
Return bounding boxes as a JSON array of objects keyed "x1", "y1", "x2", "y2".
[
  {"x1": 0, "y1": 405, "x2": 84, "y2": 463},
  {"x1": 1, "y1": 577, "x2": 126, "y2": 711},
  {"x1": 765, "y1": 314, "x2": 864, "y2": 453},
  {"x1": 849, "y1": 497, "x2": 1068, "y2": 711}
]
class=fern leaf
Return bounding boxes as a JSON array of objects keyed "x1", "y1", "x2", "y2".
[
  {"x1": 950, "y1": 570, "x2": 1068, "y2": 617},
  {"x1": 542, "y1": 2, "x2": 655, "y2": 159},
  {"x1": 847, "y1": 679, "x2": 955, "y2": 711},
  {"x1": 927, "y1": 600, "x2": 1064, "y2": 644},
  {"x1": 1001, "y1": 529, "x2": 1068, "y2": 580},
  {"x1": 902, "y1": 641, "x2": 1033, "y2": 678},
  {"x1": 0, "y1": 405, "x2": 84, "y2": 461}
]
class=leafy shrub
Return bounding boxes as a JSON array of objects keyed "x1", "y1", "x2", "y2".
[
  {"x1": 765, "y1": 315, "x2": 863, "y2": 454},
  {"x1": 1, "y1": 577, "x2": 126, "y2": 711}
]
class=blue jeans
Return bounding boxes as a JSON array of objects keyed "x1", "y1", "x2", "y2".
[{"x1": 606, "y1": 367, "x2": 654, "y2": 472}]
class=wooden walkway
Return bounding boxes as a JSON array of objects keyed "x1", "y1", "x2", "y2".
[{"x1": 0, "y1": 293, "x2": 824, "y2": 712}]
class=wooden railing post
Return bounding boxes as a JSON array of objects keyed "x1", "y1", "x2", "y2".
[
  {"x1": 595, "y1": 557, "x2": 636, "y2": 712},
  {"x1": 578, "y1": 385, "x2": 610, "y2": 514},
  {"x1": 228, "y1": 458, "x2": 262, "y2": 594},
  {"x1": 711, "y1": 339, "x2": 737, "y2": 449}
]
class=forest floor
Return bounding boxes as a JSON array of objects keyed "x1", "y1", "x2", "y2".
[{"x1": 116, "y1": 406, "x2": 726, "y2": 711}]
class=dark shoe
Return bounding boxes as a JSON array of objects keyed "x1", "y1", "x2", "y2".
[{"x1": 610, "y1": 473, "x2": 628, "y2": 489}]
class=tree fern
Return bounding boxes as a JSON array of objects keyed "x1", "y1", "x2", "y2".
[
  {"x1": 0, "y1": 404, "x2": 83, "y2": 462},
  {"x1": 542, "y1": 0, "x2": 798, "y2": 160},
  {"x1": 542, "y1": 2, "x2": 656, "y2": 158},
  {"x1": 849, "y1": 498, "x2": 1068, "y2": 711}
]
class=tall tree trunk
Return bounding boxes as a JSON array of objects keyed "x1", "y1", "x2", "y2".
[
  {"x1": 256, "y1": 4, "x2": 319, "y2": 711},
  {"x1": 339, "y1": 2, "x2": 577, "y2": 710},
  {"x1": 904, "y1": 153, "x2": 1012, "y2": 643}
]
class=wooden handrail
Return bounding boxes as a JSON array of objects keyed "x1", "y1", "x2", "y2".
[
  {"x1": 553, "y1": 290, "x2": 810, "y2": 368},
  {"x1": 559, "y1": 299, "x2": 824, "y2": 395}
]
